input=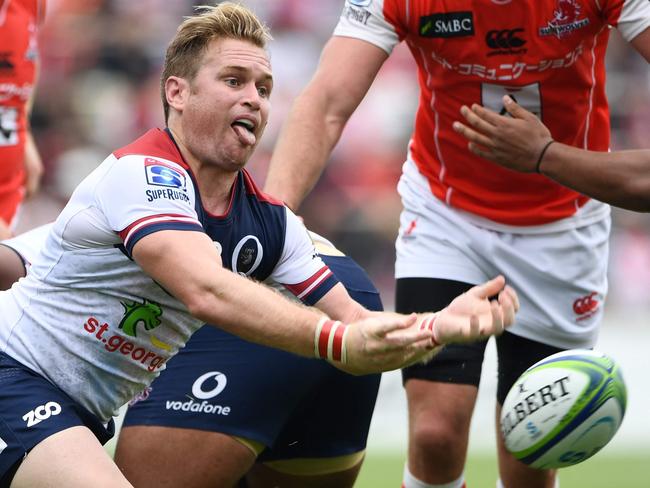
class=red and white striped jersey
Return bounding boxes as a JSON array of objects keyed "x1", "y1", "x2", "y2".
[{"x1": 335, "y1": 0, "x2": 650, "y2": 225}]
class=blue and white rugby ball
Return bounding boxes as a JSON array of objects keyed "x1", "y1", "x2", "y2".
[{"x1": 500, "y1": 349, "x2": 626, "y2": 469}]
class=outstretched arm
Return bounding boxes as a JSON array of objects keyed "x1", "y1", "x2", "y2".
[
  {"x1": 264, "y1": 37, "x2": 388, "y2": 210},
  {"x1": 453, "y1": 96, "x2": 650, "y2": 212},
  {"x1": 315, "y1": 275, "x2": 519, "y2": 372},
  {"x1": 132, "y1": 230, "x2": 437, "y2": 375}
]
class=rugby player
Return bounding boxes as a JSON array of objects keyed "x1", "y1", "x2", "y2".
[
  {"x1": 2, "y1": 227, "x2": 384, "y2": 487},
  {"x1": 265, "y1": 1, "x2": 650, "y2": 487},
  {"x1": 0, "y1": 0, "x2": 46, "y2": 238}
]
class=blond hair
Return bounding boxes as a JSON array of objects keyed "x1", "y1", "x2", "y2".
[{"x1": 161, "y1": 2, "x2": 272, "y2": 122}]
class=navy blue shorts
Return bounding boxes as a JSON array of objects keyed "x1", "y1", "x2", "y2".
[
  {"x1": 0, "y1": 353, "x2": 114, "y2": 486},
  {"x1": 123, "y1": 254, "x2": 383, "y2": 461}
]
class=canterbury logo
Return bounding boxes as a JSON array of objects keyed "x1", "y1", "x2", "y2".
[
  {"x1": 573, "y1": 292, "x2": 599, "y2": 316},
  {"x1": 485, "y1": 29, "x2": 526, "y2": 49}
]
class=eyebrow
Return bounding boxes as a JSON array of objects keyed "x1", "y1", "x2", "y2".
[{"x1": 223, "y1": 65, "x2": 273, "y2": 83}]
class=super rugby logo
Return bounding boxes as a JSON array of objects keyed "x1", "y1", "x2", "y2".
[{"x1": 144, "y1": 158, "x2": 186, "y2": 189}]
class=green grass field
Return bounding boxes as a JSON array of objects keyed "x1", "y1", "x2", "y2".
[{"x1": 356, "y1": 450, "x2": 650, "y2": 487}]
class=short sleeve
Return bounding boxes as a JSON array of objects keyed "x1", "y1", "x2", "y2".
[
  {"x1": 271, "y1": 208, "x2": 339, "y2": 305},
  {"x1": 604, "y1": 0, "x2": 650, "y2": 41},
  {"x1": 94, "y1": 155, "x2": 203, "y2": 255},
  {"x1": 333, "y1": 0, "x2": 401, "y2": 55}
]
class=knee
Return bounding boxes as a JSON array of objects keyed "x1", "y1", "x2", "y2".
[{"x1": 410, "y1": 417, "x2": 467, "y2": 455}]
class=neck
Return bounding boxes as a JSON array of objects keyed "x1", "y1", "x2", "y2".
[{"x1": 167, "y1": 126, "x2": 238, "y2": 216}]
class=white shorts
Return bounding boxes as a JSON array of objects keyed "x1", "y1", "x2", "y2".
[{"x1": 395, "y1": 160, "x2": 610, "y2": 349}]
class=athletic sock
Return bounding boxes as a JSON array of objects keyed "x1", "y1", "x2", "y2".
[{"x1": 402, "y1": 464, "x2": 466, "y2": 488}]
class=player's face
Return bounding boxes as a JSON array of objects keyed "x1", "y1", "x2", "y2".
[{"x1": 181, "y1": 38, "x2": 272, "y2": 171}]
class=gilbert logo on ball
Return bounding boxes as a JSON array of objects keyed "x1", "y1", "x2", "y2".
[{"x1": 500, "y1": 349, "x2": 626, "y2": 469}]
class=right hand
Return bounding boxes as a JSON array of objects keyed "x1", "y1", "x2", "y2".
[
  {"x1": 452, "y1": 95, "x2": 553, "y2": 172},
  {"x1": 341, "y1": 313, "x2": 435, "y2": 375}
]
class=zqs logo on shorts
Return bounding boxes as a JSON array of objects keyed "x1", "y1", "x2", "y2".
[
  {"x1": 165, "y1": 371, "x2": 231, "y2": 416},
  {"x1": 23, "y1": 401, "x2": 62, "y2": 428}
]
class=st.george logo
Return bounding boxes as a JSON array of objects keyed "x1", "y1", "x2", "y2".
[
  {"x1": 145, "y1": 158, "x2": 186, "y2": 189},
  {"x1": 119, "y1": 298, "x2": 172, "y2": 351},
  {"x1": 119, "y1": 299, "x2": 163, "y2": 337}
]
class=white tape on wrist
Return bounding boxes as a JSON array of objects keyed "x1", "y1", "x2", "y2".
[{"x1": 314, "y1": 317, "x2": 349, "y2": 363}]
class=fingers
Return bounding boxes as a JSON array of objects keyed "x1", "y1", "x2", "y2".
[
  {"x1": 452, "y1": 121, "x2": 494, "y2": 148},
  {"x1": 370, "y1": 313, "x2": 417, "y2": 338},
  {"x1": 468, "y1": 275, "x2": 506, "y2": 298},
  {"x1": 467, "y1": 103, "x2": 505, "y2": 127},
  {"x1": 502, "y1": 95, "x2": 534, "y2": 121},
  {"x1": 487, "y1": 299, "x2": 505, "y2": 336},
  {"x1": 459, "y1": 104, "x2": 499, "y2": 135}
]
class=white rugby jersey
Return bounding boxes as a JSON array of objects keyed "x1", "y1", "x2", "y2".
[{"x1": 0, "y1": 128, "x2": 338, "y2": 421}]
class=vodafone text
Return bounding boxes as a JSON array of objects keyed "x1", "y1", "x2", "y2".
[
  {"x1": 165, "y1": 399, "x2": 231, "y2": 415},
  {"x1": 83, "y1": 317, "x2": 167, "y2": 372}
]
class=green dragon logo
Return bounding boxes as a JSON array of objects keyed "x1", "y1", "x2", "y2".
[{"x1": 118, "y1": 299, "x2": 163, "y2": 337}]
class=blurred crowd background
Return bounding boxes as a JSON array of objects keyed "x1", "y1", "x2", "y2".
[{"x1": 22, "y1": 0, "x2": 650, "y2": 313}]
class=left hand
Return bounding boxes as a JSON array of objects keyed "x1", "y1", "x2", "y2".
[
  {"x1": 452, "y1": 95, "x2": 553, "y2": 173},
  {"x1": 434, "y1": 275, "x2": 519, "y2": 344}
]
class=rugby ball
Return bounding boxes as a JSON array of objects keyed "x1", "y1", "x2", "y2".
[{"x1": 500, "y1": 349, "x2": 626, "y2": 469}]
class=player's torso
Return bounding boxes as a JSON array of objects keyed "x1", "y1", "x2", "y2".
[
  {"x1": 0, "y1": 0, "x2": 38, "y2": 181},
  {"x1": 196, "y1": 170, "x2": 286, "y2": 283},
  {"x1": 343, "y1": 0, "x2": 630, "y2": 224},
  {"x1": 0, "y1": 159, "x2": 204, "y2": 420}
]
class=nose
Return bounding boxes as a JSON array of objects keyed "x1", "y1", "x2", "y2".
[{"x1": 242, "y1": 82, "x2": 261, "y2": 110}]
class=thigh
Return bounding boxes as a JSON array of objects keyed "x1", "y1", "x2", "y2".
[
  {"x1": 0, "y1": 353, "x2": 114, "y2": 487},
  {"x1": 115, "y1": 426, "x2": 254, "y2": 488},
  {"x1": 397, "y1": 278, "x2": 488, "y2": 387},
  {"x1": 12, "y1": 426, "x2": 129, "y2": 488},
  {"x1": 258, "y1": 370, "x2": 381, "y2": 463},
  {"x1": 495, "y1": 331, "x2": 566, "y2": 405}
]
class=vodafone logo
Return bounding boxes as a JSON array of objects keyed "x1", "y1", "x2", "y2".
[
  {"x1": 573, "y1": 292, "x2": 599, "y2": 319},
  {"x1": 191, "y1": 371, "x2": 228, "y2": 400}
]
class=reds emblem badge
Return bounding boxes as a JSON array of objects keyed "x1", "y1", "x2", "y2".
[{"x1": 232, "y1": 235, "x2": 263, "y2": 276}]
